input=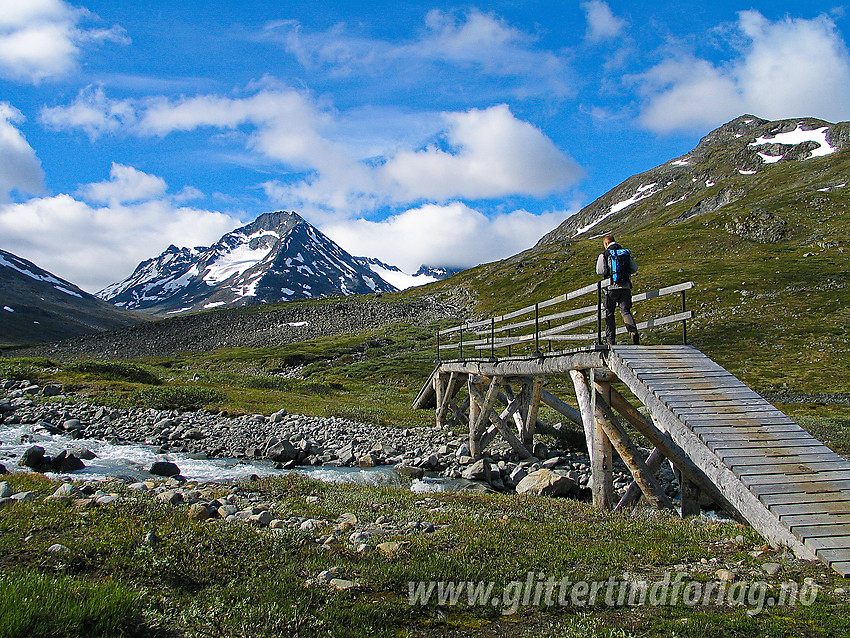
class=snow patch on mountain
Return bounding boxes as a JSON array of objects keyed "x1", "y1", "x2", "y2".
[
  {"x1": 749, "y1": 126, "x2": 835, "y2": 158},
  {"x1": 203, "y1": 230, "x2": 279, "y2": 285},
  {"x1": 574, "y1": 183, "x2": 662, "y2": 236}
]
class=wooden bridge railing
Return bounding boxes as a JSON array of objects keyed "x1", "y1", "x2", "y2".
[{"x1": 437, "y1": 280, "x2": 695, "y2": 360}]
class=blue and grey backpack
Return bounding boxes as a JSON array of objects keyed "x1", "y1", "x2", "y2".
[{"x1": 607, "y1": 248, "x2": 632, "y2": 285}]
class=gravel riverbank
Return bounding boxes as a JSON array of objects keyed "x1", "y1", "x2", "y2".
[{"x1": 1, "y1": 379, "x2": 676, "y2": 499}]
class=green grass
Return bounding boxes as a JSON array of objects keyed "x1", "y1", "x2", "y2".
[
  {"x1": 0, "y1": 571, "x2": 145, "y2": 638},
  {"x1": 64, "y1": 360, "x2": 162, "y2": 385},
  {"x1": 0, "y1": 357, "x2": 56, "y2": 382}
]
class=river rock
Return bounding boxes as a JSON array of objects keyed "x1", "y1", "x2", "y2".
[
  {"x1": 20, "y1": 445, "x2": 46, "y2": 469},
  {"x1": 50, "y1": 451, "x2": 86, "y2": 473},
  {"x1": 70, "y1": 447, "x2": 97, "y2": 461},
  {"x1": 461, "y1": 459, "x2": 492, "y2": 483},
  {"x1": 0, "y1": 463, "x2": 6, "y2": 474},
  {"x1": 516, "y1": 469, "x2": 575, "y2": 497},
  {"x1": 337, "y1": 444, "x2": 355, "y2": 466},
  {"x1": 266, "y1": 438, "x2": 297, "y2": 462},
  {"x1": 63, "y1": 419, "x2": 82, "y2": 432},
  {"x1": 42, "y1": 384, "x2": 63, "y2": 397},
  {"x1": 394, "y1": 464, "x2": 424, "y2": 480},
  {"x1": 150, "y1": 461, "x2": 181, "y2": 477},
  {"x1": 358, "y1": 454, "x2": 377, "y2": 468}
]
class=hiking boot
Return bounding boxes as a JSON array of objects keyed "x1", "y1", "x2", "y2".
[{"x1": 629, "y1": 332, "x2": 640, "y2": 346}]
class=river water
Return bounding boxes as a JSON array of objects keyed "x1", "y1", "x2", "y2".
[{"x1": 0, "y1": 421, "x2": 453, "y2": 493}]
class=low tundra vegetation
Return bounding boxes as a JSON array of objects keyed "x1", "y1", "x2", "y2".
[{"x1": 1, "y1": 472, "x2": 848, "y2": 637}]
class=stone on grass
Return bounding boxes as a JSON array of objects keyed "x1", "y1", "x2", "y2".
[
  {"x1": 715, "y1": 569, "x2": 737, "y2": 583},
  {"x1": 762, "y1": 562, "x2": 782, "y2": 576},
  {"x1": 330, "y1": 578, "x2": 357, "y2": 591},
  {"x1": 0, "y1": 481, "x2": 11, "y2": 498},
  {"x1": 157, "y1": 490, "x2": 183, "y2": 505},
  {"x1": 377, "y1": 541, "x2": 402, "y2": 557},
  {"x1": 338, "y1": 513, "x2": 358, "y2": 526},
  {"x1": 51, "y1": 483, "x2": 82, "y2": 499},
  {"x1": 47, "y1": 543, "x2": 70, "y2": 554},
  {"x1": 188, "y1": 504, "x2": 210, "y2": 521}
]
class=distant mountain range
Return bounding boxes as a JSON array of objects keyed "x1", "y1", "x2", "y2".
[
  {"x1": 0, "y1": 249, "x2": 141, "y2": 346},
  {"x1": 352, "y1": 257, "x2": 461, "y2": 291},
  {"x1": 98, "y1": 211, "x2": 402, "y2": 315},
  {"x1": 1, "y1": 210, "x2": 460, "y2": 344}
]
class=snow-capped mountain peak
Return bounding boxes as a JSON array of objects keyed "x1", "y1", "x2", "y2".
[{"x1": 98, "y1": 211, "x2": 397, "y2": 314}]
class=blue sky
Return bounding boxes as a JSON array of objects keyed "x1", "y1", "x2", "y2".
[{"x1": 2, "y1": 0, "x2": 850, "y2": 291}]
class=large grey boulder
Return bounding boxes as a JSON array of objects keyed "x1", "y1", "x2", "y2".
[
  {"x1": 265, "y1": 438, "x2": 298, "y2": 462},
  {"x1": 461, "y1": 458, "x2": 492, "y2": 484},
  {"x1": 515, "y1": 469, "x2": 575, "y2": 497}
]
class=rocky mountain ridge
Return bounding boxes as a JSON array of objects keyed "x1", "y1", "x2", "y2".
[
  {"x1": 539, "y1": 115, "x2": 850, "y2": 245},
  {"x1": 0, "y1": 249, "x2": 141, "y2": 347}
]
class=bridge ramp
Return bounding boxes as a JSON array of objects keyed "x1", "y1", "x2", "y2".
[{"x1": 607, "y1": 345, "x2": 850, "y2": 577}]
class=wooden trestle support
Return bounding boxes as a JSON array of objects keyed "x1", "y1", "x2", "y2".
[{"x1": 423, "y1": 357, "x2": 714, "y2": 519}]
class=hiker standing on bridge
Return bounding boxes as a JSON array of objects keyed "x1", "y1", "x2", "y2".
[{"x1": 596, "y1": 234, "x2": 640, "y2": 346}]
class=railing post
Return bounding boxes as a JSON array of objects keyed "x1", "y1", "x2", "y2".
[
  {"x1": 459, "y1": 325, "x2": 464, "y2": 360},
  {"x1": 681, "y1": 290, "x2": 688, "y2": 345},
  {"x1": 534, "y1": 303, "x2": 541, "y2": 356},
  {"x1": 596, "y1": 282, "x2": 603, "y2": 345},
  {"x1": 490, "y1": 317, "x2": 495, "y2": 360},
  {"x1": 547, "y1": 319, "x2": 552, "y2": 352},
  {"x1": 436, "y1": 329, "x2": 441, "y2": 362},
  {"x1": 507, "y1": 328, "x2": 512, "y2": 358}
]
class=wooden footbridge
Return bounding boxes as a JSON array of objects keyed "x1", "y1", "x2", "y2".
[{"x1": 414, "y1": 278, "x2": 850, "y2": 577}]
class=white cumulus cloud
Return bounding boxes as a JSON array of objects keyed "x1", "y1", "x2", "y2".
[
  {"x1": 582, "y1": 1, "x2": 626, "y2": 42},
  {"x1": 80, "y1": 163, "x2": 168, "y2": 204},
  {"x1": 0, "y1": 166, "x2": 239, "y2": 292},
  {"x1": 322, "y1": 203, "x2": 572, "y2": 273},
  {"x1": 44, "y1": 87, "x2": 581, "y2": 218},
  {"x1": 380, "y1": 105, "x2": 582, "y2": 200},
  {"x1": 0, "y1": 103, "x2": 44, "y2": 202},
  {"x1": 41, "y1": 85, "x2": 137, "y2": 137},
  {"x1": 0, "y1": 0, "x2": 128, "y2": 83},
  {"x1": 636, "y1": 11, "x2": 850, "y2": 131}
]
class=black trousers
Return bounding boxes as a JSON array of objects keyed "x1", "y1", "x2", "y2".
[{"x1": 604, "y1": 288, "x2": 638, "y2": 345}]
